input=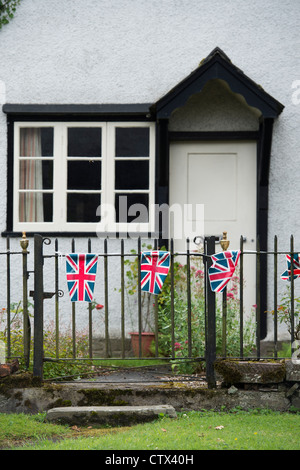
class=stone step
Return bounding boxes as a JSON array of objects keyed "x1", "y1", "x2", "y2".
[{"x1": 46, "y1": 404, "x2": 177, "y2": 426}]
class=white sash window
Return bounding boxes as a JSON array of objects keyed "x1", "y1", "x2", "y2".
[{"x1": 13, "y1": 122, "x2": 155, "y2": 233}]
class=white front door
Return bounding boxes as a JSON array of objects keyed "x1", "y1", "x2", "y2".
[{"x1": 169, "y1": 141, "x2": 257, "y2": 313}]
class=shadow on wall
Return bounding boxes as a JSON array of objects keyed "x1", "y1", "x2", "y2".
[{"x1": 0, "y1": 80, "x2": 5, "y2": 105}]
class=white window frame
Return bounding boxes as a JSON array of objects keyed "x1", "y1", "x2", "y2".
[{"x1": 13, "y1": 121, "x2": 155, "y2": 234}]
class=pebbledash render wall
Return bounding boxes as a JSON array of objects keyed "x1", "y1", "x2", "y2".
[{"x1": 0, "y1": 0, "x2": 299, "y2": 339}]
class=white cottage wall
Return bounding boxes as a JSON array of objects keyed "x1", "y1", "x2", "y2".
[
  {"x1": 0, "y1": 0, "x2": 296, "y2": 105},
  {"x1": 0, "y1": 0, "x2": 299, "y2": 343},
  {"x1": 169, "y1": 80, "x2": 261, "y2": 132}
]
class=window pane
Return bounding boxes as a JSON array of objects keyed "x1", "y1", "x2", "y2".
[
  {"x1": 115, "y1": 193, "x2": 149, "y2": 223},
  {"x1": 67, "y1": 193, "x2": 101, "y2": 222},
  {"x1": 68, "y1": 128, "x2": 102, "y2": 157},
  {"x1": 20, "y1": 128, "x2": 53, "y2": 157},
  {"x1": 68, "y1": 161, "x2": 101, "y2": 190},
  {"x1": 115, "y1": 160, "x2": 149, "y2": 190},
  {"x1": 19, "y1": 192, "x2": 53, "y2": 222},
  {"x1": 19, "y1": 160, "x2": 53, "y2": 190},
  {"x1": 115, "y1": 127, "x2": 149, "y2": 157}
]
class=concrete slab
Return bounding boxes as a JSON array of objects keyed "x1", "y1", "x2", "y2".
[
  {"x1": 214, "y1": 360, "x2": 286, "y2": 384},
  {"x1": 286, "y1": 360, "x2": 300, "y2": 382},
  {"x1": 46, "y1": 404, "x2": 177, "y2": 426}
]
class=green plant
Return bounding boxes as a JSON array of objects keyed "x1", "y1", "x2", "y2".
[
  {"x1": 269, "y1": 286, "x2": 300, "y2": 340},
  {"x1": 0, "y1": 301, "x2": 33, "y2": 368},
  {"x1": 277, "y1": 342, "x2": 292, "y2": 358},
  {"x1": 156, "y1": 255, "x2": 256, "y2": 373},
  {"x1": 42, "y1": 322, "x2": 94, "y2": 379},
  {"x1": 0, "y1": 0, "x2": 21, "y2": 29},
  {"x1": 0, "y1": 302, "x2": 94, "y2": 379},
  {"x1": 123, "y1": 248, "x2": 256, "y2": 374},
  {"x1": 122, "y1": 244, "x2": 156, "y2": 332}
]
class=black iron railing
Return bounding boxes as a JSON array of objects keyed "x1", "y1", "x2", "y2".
[{"x1": 1, "y1": 233, "x2": 299, "y2": 386}]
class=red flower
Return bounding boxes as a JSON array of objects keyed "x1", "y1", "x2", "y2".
[
  {"x1": 96, "y1": 304, "x2": 104, "y2": 310},
  {"x1": 195, "y1": 269, "x2": 204, "y2": 278}
]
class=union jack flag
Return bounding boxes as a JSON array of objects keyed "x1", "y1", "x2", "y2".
[
  {"x1": 140, "y1": 251, "x2": 170, "y2": 295},
  {"x1": 281, "y1": 254, "x2": 300, "y2": 281},
  {"x1": 208, "y1": 250, "x2": 240, "y2": 293},
  {"x1": 66, "y1": 253, "x2": 98, "y2": 302}
]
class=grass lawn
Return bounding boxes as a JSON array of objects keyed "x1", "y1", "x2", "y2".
[{"x1": 0, "y1": 409, "x2": 300, "y2": 451}]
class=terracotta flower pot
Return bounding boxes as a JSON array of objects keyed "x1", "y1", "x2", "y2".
[{"x1": 129, "y1": 332, "x2": 155, "y2": 357}]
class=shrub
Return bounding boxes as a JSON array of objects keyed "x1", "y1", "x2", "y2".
[
  {"x1": 123, "y1": 246, "x2": 256, "y2": 374},
  {"x1": 156, "y1": 257, "x2": 256, "y2": 373},
  {"x1": 268, "y1": 285, "x2": 300, "y2": 340}
]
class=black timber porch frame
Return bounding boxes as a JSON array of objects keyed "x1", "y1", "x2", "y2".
[{"x1": 154, "y1": 48, "x2": 284, "y2": 339}]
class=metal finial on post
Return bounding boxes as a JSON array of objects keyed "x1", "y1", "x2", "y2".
[
  {"x1": 20, "y1": 231, "x2": 29, "y2": 252},
  {"x1": 20, "y1": 231, "x2": 30, "y2": 369},
  {"x1": 220, "y1": 231, "x2": 230, "y2": 251},
  {"x1": 220, "y1": 232, "x2": 229, "y2": 359}
]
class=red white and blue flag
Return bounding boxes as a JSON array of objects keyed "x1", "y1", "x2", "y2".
[
  {"x1": 208, "y1": 250, "x2": 240, "y2": 293},
  {"x1": 66, "y1": 253, "x2": 98, "y2": 302},
  {"x1": 281, "y1": 254, "x2": 300, "y2": 281},
  {"x1": 140, "y1": 251, "x2": 170, "y2": 295}
]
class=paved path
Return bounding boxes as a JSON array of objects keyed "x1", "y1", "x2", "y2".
[{"x1": 73, "y1": 365, "x2": 207, "y2": 386}]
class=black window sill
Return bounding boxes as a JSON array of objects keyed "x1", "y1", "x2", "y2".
[{"x1": 1, "y1": 230, "x2": 160, "y2": 239}]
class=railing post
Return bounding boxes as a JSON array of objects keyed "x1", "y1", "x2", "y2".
[
  {"x1": 54, "y1": 238, "x2": 59, "y2": 359},
  {"x1": 205, "y1": 236, "x2": 216, "y2": 388},
  {"x1": 273, "y1": 235, "x2": 278, "y2": 358},
  {"x1": 137, "y1": 237, "x2": 142, "y2": 358},
  {"x1": 256, "y1": 237, "x2": 261, "y2": 358},
  {"x1": 33, "y1": 234, "x2": 44, "y2": 379},
  {"x1": 71, "y1": 238, "x2": 76, "y2": 358},
  {"x1": 239, "y1": 236, "x2": 244, "y2": 358},
  {"x1": 154, "y1": 239, "x2": 159, "y2": 357},
  {"x1": 20, "y1": 232, "x2": 30, "y2": 369},
  {"x1": 186, "y1": 237, "x2": 192, "y2": 357},
  {"x1": 290, "y1": 235, "x2": 295, "y2": 354},
  {"x1": 104, "y1": 238, "x2": 110, "y2": 357},
  {"x1": 220, "y1": 232, "x2": 230, "y2": 358},
  {"x1": 170, "y1": 238, "x2": 175, "y2": 358},
  {"x1": 120, "y1": 239, "x2": 125, "y2": 359},
  {"x1": 6, "y1": 237, "x2": 11, "y2": 360},
  {"x1": 88, "y1": 238, "x2": 93, "y2": 359}
]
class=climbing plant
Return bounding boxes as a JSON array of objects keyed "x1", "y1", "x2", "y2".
[{"x1": 0, "y1": 0, "x2": 21, "y2": 30}]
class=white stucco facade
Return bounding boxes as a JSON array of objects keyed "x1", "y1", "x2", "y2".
[{"x1": 0, "y1": 0, "x2": 299, "y2": 341}]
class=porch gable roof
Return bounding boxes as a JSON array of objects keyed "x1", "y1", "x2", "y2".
[{"x1": 151, "y1": 47, "x2": 284, "y2": 120}]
